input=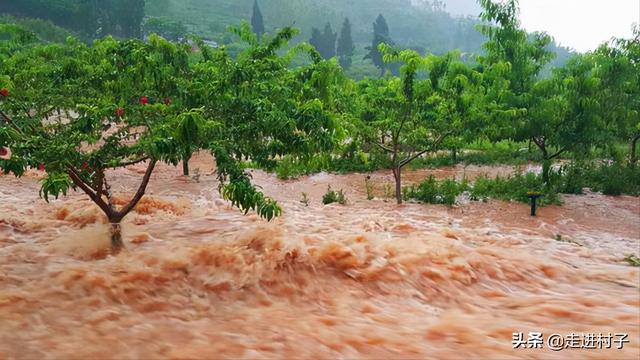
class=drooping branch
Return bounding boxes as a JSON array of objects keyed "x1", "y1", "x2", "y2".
[{"x1": 112, "y1": 159, "x2": 157, "y2": 222}]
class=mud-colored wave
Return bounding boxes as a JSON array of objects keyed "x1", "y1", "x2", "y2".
[{"x1": 1, "y1": 154, "x2": 638, "y2": 359}]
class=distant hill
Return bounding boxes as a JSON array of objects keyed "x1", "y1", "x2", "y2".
[
  {"x1": 145, "y1": 0, "x2": 571, "y2": 59},
  {"x1": 0, "y1": 0, "x2": 574, "y2": 78},
  {"x1": 146, "y1": 0, "x2": 486, "y2": 54}
]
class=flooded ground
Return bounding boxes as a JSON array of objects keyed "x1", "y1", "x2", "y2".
[{"x1": 1, "y1": 153, "x2": 639, "y2": 359}]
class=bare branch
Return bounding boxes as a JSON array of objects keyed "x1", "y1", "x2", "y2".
[
  {"x1": 548, "y1": 147, "x2": 566, "y2": 160},
  {"x1": 117, "y1": 156, "x2": 150, "y2": 168},
  {"x1": 399, "y1": 132, "x2": 451, "y2": 168},
  {"x1": 113, "y1": 160, "x2": 157, "y2": 221},
  {"x1": 375, "y1": 142, "x2": 394, "y2": 153},
  {"x1": 68, "y1": 167, "x2": 113, "y2": 217}
]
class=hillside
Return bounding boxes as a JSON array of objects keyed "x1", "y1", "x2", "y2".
[
  {"x1": 145, "y1": 0, "x2": 571, "y2": 76},
  {"x1": 146, "y1": 0, "x2": 486, "y2": 54},
  {"x1": 0, "y1": 0, "x2": 573, "y2": 78}
]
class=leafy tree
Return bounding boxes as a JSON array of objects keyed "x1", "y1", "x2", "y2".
[
  {"x1": 309, "y1": 23, "x2": 337, "y2": 60},
  {"x1": 190, "y1": 24, "x2": 338, "y2": 212},
  {"x1": 337, "y1": 18, "x2": 355, "y2": 69},
  {"x1": 594, "y1": 27, "x2": 640, "y2": 165},
  {"x1": 251, "y1": 0, "x2": 265, "y2": 41},
  {"x1": 365, "y1": 14, "x2": 394, "y2": 75},
  {"x1": 359, "y1": 45, "x2": 484, "y2": 203},
  {"x1": 309, "y1": 27, "x2": 323, "y2": 58},
  {"x1": 477, "y1": 0, "x2": 560, "y2": 183},
  {"x1": 1, "y1": 26, "x2": 331, "y2": 255},
  {"x1": 0, "y1": 36, "x2": 197, "y2": 253},
  {"x1": 527, "y1": 55, "x2": 603, "y2": 182},
  {"x1": 321, "y1": 23, "x2": 337, "y2": 59}
]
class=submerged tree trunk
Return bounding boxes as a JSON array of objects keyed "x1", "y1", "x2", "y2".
[
  {"x1": 182, "y1": 156, "x2": 190, "y2": 176},
  {"x1": 67, "y1": 160, "x2": 158, "y2": 256},
  {"x1": 393, "y1": 166, "x2": 402, "y2": 205},
  {"x1": 109, "y1": 221, "x2": 124, "y2": 254}
]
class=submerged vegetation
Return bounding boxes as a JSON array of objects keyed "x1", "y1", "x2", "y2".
[{"x1": 0, "y1": 0, "x2": 638, "y2": 253}]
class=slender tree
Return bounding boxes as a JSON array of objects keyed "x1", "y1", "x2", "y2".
[
  {"x1": 310, "y1": 23, "x2": 337, "y2": 60},
  {"x1": 251, "y1": 0, "x2": 265, "y2": 41},
  {"x1": 321, "y1": 22, "x2": 337, "y2": 59},
  {"x1": 594, "y1": 27, "x2": 640, "y2": 166},
  {"x1": 337, "y1": 18, "x2": 355, "y2": 69},
  {"x1": 309, "y1": 27, "x2": 323, "y2": 57},
  {"x1": 365, "y1": 14, "x2": 393, "y2": 76},
  {"x1": 477, "y1": 0, "x2": 558, "y2": 183},
  {"x1": 360, "y1": 45, "x2": 485, "y2": 203}
]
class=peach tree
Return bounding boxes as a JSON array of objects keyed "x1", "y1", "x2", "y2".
[
  {"x1": 0, "y1": 32, "x2": 300, "y2": 254},
  {"x1": 1, "y1": 24, "x2": 340, "y2": 254},
  {"x1": 0, "y1": 35, "x2": 201, "y2": 253},
  {"x1": 190, "y1": 24, "x2": 338, "y2": 205}
]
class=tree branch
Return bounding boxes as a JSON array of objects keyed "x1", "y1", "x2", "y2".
[
  {"x1": 68, "y1": 167, "x2": 113, "y2": 217},
  {"x1": 117, "y1": 156, "x2": 150, "y2": 168},
  {"x1": 113, "y1": 159, "x2": 157, "y2": 221},
  {"x1": 399, "y1": 132, "x2": 451, "y2": 168},
  {"x1": 374, "y1": 141, "x2": 394, "y2": 153},
  {"x1": 548, "y1": 147, "x2": 566, "y2": 160}
]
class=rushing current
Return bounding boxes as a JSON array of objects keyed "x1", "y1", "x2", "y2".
[{"x1": 1, "y1": 153, "x2": 638, "y2": 359}]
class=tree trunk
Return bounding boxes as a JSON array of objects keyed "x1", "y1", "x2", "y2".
[
  {"x1": 109, "y1": 222, "x2": 124, "y2": 254},
  {"x1": 535, "y1": 140, "x2": 551, "y2": 185},
  {"x1": 451, "y1": 148, "x2": 457, "y2": 163},
  {"x1": 630, "y1": 135, "x2": 640, "y2": 167},
  {"x1": 393, "y1": 167, "x2": 402, "y2": 205},
  {"x1": 182, "y1": 157, "x2": 190, "y2": 176},
  {"x1": 542, "y1": 158, "x2": 551, "y2": 186}
]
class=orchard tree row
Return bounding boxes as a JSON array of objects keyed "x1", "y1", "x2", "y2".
[{"x1": 1, "y1": 0, "x2": 638, "y2": 254}]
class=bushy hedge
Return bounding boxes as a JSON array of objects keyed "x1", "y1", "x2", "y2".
[{"x1": 403, "y1": 161, "x2": 639, "y2": 207}]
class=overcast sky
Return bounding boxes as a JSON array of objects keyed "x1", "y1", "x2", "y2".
[{"x1": 517, "y1": 0, "x2": 639, "y2": 52}]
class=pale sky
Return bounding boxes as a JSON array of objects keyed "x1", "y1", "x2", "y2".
[{"x1": 518, "y1": 0, "x2": 639, "y2": 52}]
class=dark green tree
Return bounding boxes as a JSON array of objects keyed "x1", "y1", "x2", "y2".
[
  {"x1": 310, "y1": 23, "x2": 337, "y2": 60},
  {"x1": 365, "y1": 14, "x2": 394, "y2": 76},
  {"x1": 309, "y1": 27, "x2": 323, "y2": 56},
  {"x1": 477, "y1": 0, "x2": 557, "y2": 183},
  {"x1": 321, "y1": 22, "x2": 337, "y2": 59},
  {"x1": 251, "y1": 0, "x2": 265, "y2": 41},
  {"x1": 337, "y1": 18, "x2": 355, "y2": 69}
]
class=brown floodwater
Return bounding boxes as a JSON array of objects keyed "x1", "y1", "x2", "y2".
[{"x1": 1, "y1": 153, "x2": 639, "y2": 359}]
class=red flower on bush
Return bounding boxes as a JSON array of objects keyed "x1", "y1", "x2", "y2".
[
  {"x1": 0, "y1": 147, "x2": 8, "y2": 156},
  {"x1": 0, "y1": 88, "x2": 9, "y2": 97},
  {"x1": 38, "y1": 164, "x2": 45, "y2": 171},
  {"x1": 116, "y1": 107, "x2": 125, "y2": 117},
  {"x1": 164, "y1": 97, "x2": 172, "y2": 105},
  {"x1": 139, "y1": 96, "x2": 149, "y2": 105}
]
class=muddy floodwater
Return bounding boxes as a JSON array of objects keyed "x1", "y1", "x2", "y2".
[{"x1": 1, "y1": 153, "x2": 639, "y2": 359}]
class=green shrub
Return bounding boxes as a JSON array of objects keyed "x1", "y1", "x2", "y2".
[
  {"x1": 554, "y1": 161, "x2": 639, "y2": 196},
  {"x1": 469, "y1": 171, "x2": 561, "y2": 205},
  {"x1": 322, "y1": 186, "x2": 347, "y2": 205},
  {"x1": 404, "y1": 176, "x2": 468, "y2": 206}
]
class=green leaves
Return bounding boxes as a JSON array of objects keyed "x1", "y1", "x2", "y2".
[
  {"x1": 39, "y1": 173, "x2": 71, "y2": 203},
  {"x1": 221, "y1": 179, "x2": 282, "y2": 221}
]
